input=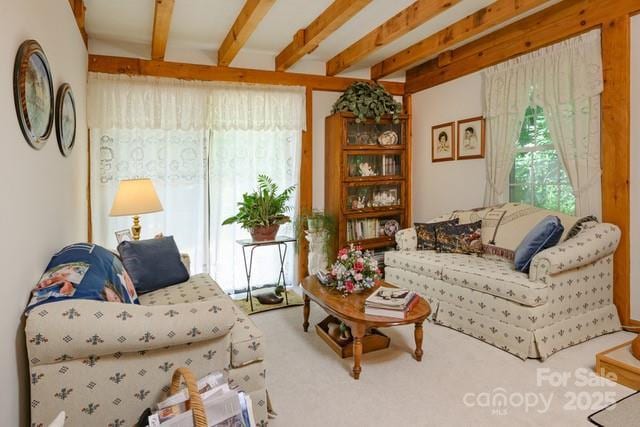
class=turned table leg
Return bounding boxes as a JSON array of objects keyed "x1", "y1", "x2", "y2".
[
  {"x1": 352, "y1": 335, "x2": 363, "y2": 379},
  {"x1": 414, "y1": 321, "x2": 424, "y2": 361},
  {"x1": 302, "y1": 294, "x2": 310, "y2": 332}
]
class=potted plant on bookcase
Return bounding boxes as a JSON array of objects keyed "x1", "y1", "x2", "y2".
[
  {"x1": 222, "y1": 175, "x2": 296, "y2": 242},
  {"x1": 331, "y1": 81, "x2": 403, "y2": 123}
]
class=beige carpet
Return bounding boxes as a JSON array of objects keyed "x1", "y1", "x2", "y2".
[{"x1": 250, "y1": 288, "x2": 637, "y2": 427}]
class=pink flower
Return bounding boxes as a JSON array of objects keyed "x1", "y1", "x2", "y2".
[
  {"x1": 338, "y1": 248, "x2": 348, "y2": 257},
  {"x1": 354, "y1": 273, "x2": 363, "y2": 281},
  {"x1": 344, "y1": 280, "x2": 354, "y2": 293},
  {"x1": 354, "y1": 261, "x2": 364, "y2": 272}
]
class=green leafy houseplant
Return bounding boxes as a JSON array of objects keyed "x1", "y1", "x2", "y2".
[
  {"x1": 222, "y1": 175, "x2": 296, "y2": 242},
  {"x1": 331, "y1": 82, "x2": 403, "y2": 123}
]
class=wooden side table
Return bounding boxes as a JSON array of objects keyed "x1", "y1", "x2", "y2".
[{"x1": 595, "y1": 340, "x2": 640, "y2": 390}]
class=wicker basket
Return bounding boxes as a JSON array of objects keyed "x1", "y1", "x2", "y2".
[{"x1": 169, "y1": 367, "x2": 208, "y2": 427}]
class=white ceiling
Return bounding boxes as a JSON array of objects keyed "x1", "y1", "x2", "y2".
[{"x1": 85, "y1": 0, "x2": 555, "y2": 79}]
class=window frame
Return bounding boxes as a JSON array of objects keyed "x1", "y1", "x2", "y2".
[{"x1": 508, "y1": 106, "x2": 575, "y2": 214}]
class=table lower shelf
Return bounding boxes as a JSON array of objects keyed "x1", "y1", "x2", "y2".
[{"x1": 315, "y1": 315, "x2": 390, "y2": 359}]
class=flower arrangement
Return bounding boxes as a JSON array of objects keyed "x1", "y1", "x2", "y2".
[{"x1": 329, "y1": 244, "x2": 381, "y2": 294}]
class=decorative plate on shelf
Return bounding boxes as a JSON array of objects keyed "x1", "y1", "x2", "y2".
[
  {"x1": 13, "y1": 40, "x2": 54, "y2": 150},
  {"x1": 378, "y1": 130, "x2": 398, "y2": 146},
  {"x1": 55, "y1": 83, "x2": 76, "y2": 157},
  {"x1": 384, "y1": 219, "x2": 400, "y2": 237}
]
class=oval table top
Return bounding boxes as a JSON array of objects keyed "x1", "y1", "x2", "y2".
[{"x1": 301, "y1": 276, "x2": 431, "y2": 327}]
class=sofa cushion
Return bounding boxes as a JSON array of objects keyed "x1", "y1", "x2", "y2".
[
  {"x1": 415, "y1": 219, "x2": 458, "y2": 250},
  {"x1": 118, "y1": 236, "x2": 189, "y2": 294},
  {"x1": 514, "y1": 216, "x2": 564, "y2": 273},
  {"x1": 441, "y1": 256, "x2": 548, "y2": 307},
  {"x1": 480, "y1": 203, "x2": 578, "y2": 254},
  {"x1": 138, "y1": 273, "x2": 226, "y2": 305},
  {"x1": 436, "y1": 220, "x2": 483, "y2": 255},
  {"x1": 384, "y1": 250, "x2": 471, "y2": 280},
  {"x1": 139, "y1": 274, "x2": 264, "y2": 367}
]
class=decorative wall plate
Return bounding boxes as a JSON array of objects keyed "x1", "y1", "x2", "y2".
[
  {"x1": 13, "y1": 40, "x2": 54, "y2": 150},
  {"x1": 378, "y1": 130, "x2": 398, "y2": 146},
  {"x1": 384, "y1": 219, "x2": 400, "y2": 237},
  {"x1": 55, "y1": 83, "x2": 76, "y2": 157}
]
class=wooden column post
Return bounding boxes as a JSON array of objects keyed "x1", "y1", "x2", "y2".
[
  {"x1": 602, "y1": 15, "x2": 631, "y2": 325},
  {"x1": 403, "y1": 94, "x2": 413, "y2": 224},
  {"x1": 298, "y1": 87, "x2": 313, "y2": 282}
]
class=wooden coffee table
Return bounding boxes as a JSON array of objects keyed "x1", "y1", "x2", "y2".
[{"x1": 301, "y1": 276, "x2": 431, "y2": 379}]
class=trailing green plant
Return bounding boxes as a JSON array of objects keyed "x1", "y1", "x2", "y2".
[
  {"x1": 331, "y1": 82, "x2": 403, "y2": 123},
  {"x1": 222, "y1": 175, "x2": 296, "y2": 229},
  {"x1": 294, "y1": 210, "x2": 337, "y2": 260}
]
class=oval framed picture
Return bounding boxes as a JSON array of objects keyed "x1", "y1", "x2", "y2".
[
  {"x1": 13, "y1": 40, "x2": 54, "y2": 150},
  {"x1": 55, "y1": 83, "x2": 76, "y2": 157}
]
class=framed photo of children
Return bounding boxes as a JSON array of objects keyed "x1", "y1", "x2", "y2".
[
  {"x1": 457, "y1": 116, "x2": 485, "y2": 160},
  {"x1": 431, "y1": 122, "x2": 455, "y2": 162}
]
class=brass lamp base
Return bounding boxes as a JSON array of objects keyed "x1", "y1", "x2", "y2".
[{"x1": 131, "y1": 215, "x2": 142, "y2": 240}]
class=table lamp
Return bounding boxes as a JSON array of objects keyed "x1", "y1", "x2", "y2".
[{"x1": 109, "y1": 178, "x2": 163, "y2": 240}]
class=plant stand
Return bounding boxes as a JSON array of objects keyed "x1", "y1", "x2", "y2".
[{"x1": 236, "y1": 236, "x2": 296, "y2": 312}]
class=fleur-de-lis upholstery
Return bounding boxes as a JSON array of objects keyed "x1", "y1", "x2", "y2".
[
  {"x1": 26, "y1": 274, "x2": 268, "y2": 426},
  {"x1": 387, "y1": 208, "x2": 621, "y2": 360}
]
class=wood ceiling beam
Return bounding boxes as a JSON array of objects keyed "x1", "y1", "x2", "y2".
[
  {"x1": 370, "y1": 0, "x2": 550, "y2": 80},
  {"x1": 276, "y1": 0, "x2": 372, "y2": 71},
  {"x1": 88, "y1": 54, "x2": 405, "y2": 95},
  {"x1": 151, "y1": 0, "x2": 175, "y2": 60},
  {"x1": 404, "y1": 0, "x2": 640, "y2": 93},
  {"x1": 218, "y1": 0, "x2": 276, "y2": 66},
  {"x1": 326, "y1": 0, "x2": 460, "y2": 77},
  {"x1": 68, "y1": 0, "x2": 88, "y2": 47}
]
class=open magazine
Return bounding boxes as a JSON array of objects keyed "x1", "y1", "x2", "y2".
[{"x1": 147, "y1": 371, "x2": 255, "y2": 427}]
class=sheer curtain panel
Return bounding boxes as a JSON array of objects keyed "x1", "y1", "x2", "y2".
[
  {"x1": 483, "y1": 30, "x2": 603, "y2": 217},
  {"x1": 88, "y1": 73, "x2": 306, "y2": 291}
]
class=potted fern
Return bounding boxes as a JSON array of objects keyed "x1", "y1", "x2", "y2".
[{"x1": 222, "y1": 175, "x2": 296, "y2": 242}]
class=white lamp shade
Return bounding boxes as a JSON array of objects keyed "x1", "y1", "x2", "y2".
[{"x1": 109, "y1": 178, "x2": 163, "y2": 217}]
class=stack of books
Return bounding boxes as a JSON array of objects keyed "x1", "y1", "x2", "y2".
[
  {"x1": 364, "y1": 287, "x2": 419, "y2": 319},
  {"x1": 147, "y1": 371, "x2": 254, "y2": 427}
]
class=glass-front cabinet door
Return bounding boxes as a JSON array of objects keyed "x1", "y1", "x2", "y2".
[
  {"x1": 346, "y1": 120, "x2": 404, "y2": 148},
  {"x1": 344, "y1": 151, "x2": 404, "y2": 180},
  {"x1": 345, "y1": 182, "x2": 403, "y2": 212}
]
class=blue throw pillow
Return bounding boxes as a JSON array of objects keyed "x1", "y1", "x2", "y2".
[
  {"x1": 117, "y1": 236, "x2": 189, "y2": 294},
  {"x1": 514, "y1": 216, "x2": 564, "y2": 273},
  {"x1": 26, "y1": 243, "x2": 138, "y2": 312}
]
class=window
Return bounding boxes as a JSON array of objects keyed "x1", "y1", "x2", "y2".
[{"x1": 509, "y1": 106, "x2": 576, "y2": 214}]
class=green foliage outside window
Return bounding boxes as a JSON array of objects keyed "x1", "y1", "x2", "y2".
[{"x1": 509, "y1": 106, "x2": 576, "y2": 215}]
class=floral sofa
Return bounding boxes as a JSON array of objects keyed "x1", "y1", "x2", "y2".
[
  {"x1": 25, "y1": 273, "x2": 267, "y2": 427},
  {"x1": 384, "y1": 203, "x2": 622, "y2": 360}
]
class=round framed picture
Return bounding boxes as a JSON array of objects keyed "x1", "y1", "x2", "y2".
[
  {"x1": 55, "y1": 83, "x2": 76, "y2": 156},
  {"x1": 13, "y1": 40, "x2": 54, "y2": 150}
]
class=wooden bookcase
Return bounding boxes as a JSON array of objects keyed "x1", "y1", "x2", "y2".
[{"x1": 325, "y1": 112, "x2": 410, "y2": 256}]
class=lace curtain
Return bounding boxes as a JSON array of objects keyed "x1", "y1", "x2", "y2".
[
  {"x1": 88, "y1": 73, "x2": 305, "y2": 292},
  {"x1": 483, "y1": 30, "x2": 603, "y2": 217},
  {"x1": 90, "y1": 128, "x2": 210, "y2": 271}
]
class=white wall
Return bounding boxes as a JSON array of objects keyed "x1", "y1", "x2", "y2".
[
  {"x1": 630, "y1": 15, "x2": 640, "y2": 321},
  {"x1": 411, "y1": 71, "x2": 486, "y2": 221},
  {"x1": 0, "y1": 1, "x2": 88, "y2": 424}
]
